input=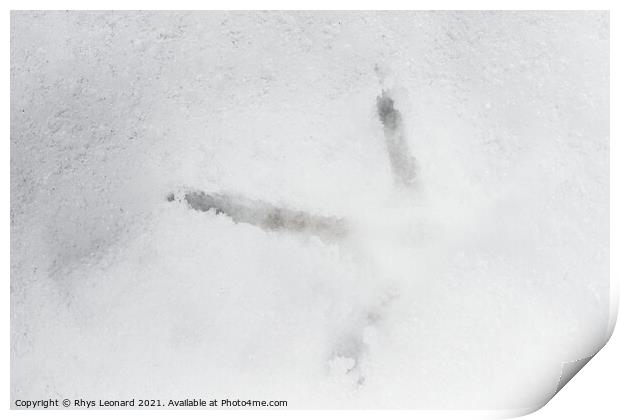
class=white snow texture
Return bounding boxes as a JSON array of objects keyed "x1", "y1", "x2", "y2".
[{"x1": 10, "y1": 11, "x2": 609, "y2": 409}]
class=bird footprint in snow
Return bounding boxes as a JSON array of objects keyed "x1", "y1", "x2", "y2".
[{"x1": 167, "y1": 78, "x2": 417, "y2": 387}]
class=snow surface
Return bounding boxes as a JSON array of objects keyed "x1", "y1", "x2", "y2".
[{"x1": 10, "y1": 11, "x2": 609, "y2": 409}]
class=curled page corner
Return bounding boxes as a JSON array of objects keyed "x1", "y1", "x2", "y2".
[{"x1": 555, "y1": 355, "x2": 595, "y2": 394}]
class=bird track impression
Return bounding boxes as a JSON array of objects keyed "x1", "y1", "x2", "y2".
[{"x1": 167, "y1": 83, "x2": 417, "y2": 386}]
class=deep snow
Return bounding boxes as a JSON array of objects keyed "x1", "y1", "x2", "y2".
[{"x1": 10, "y1": 11, "x2": 609, "y2": 409}]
